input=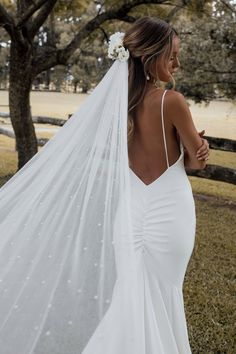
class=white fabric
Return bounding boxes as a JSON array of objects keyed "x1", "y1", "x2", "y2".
[
  {"x1": 0, "y1": 60, "x2": 141, "y2": 353},
  {"x1": 128, "y1": 142, "x2": 196, "y2": 354},
  {"x1": 0, "y1": 59, "x2": 196, "y2": 353},
  {"x1": 161, "y1": 90, "x2": 170, "y2": 168},
  {"x1": 82, "y1": 91, "x2": 196, "y2": 354}
]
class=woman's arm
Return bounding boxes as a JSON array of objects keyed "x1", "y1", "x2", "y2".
[{"x1": 166, "y1": 91, "x2": 207, "y2": 170}]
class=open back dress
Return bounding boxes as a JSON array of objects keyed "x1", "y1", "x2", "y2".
[{"x1": 77, "y1": 89, "x2": 196, "y2": 354}]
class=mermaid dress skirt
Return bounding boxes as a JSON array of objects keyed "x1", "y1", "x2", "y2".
[{"x1": 82, "y1": 90, "x2": 196, "y2": 354}]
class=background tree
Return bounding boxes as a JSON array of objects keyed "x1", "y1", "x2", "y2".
[
  {"x1": 0, "y1": 0, "x2": 179, "y2": 169},
  {"x1": 70, "y1": 35, "x2": 111, "y2": 93},
  {"x1": 171, "y1": 0, "x2": 236, "y2": 102},
  {"x1": 0, "y1": 32, "x2": 9, "y2": 89},
  {"x1": 0, "y1": 0, "x2": 235, "y2": 169}
]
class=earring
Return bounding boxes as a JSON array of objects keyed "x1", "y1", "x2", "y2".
[{"x1": 146, "y1": 73, "x2": 150, "y2": 81}]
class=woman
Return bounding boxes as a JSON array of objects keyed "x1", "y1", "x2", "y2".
[
  {"x1": 0, "y1": 17, "x2": 209, "y2": 354},
  {"x1": 125, "y1": 18, "x2": 208, "y2": 182},
  {"x1": 82, "y1": 17, "x2": 209, "y2": 354}
]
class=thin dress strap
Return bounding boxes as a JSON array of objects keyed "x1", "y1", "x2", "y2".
[{"x1": 161, "y1": 90, "x2": 169, "y2": 168}]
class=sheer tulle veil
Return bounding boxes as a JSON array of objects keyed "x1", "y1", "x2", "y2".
[{"x1": 0, "y1": 36, "x2": 141, "y2": 353}]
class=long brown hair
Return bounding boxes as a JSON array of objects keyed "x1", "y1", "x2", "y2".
[{"x1": 123, "y1": 17, "x2": 179, "y2": 143}]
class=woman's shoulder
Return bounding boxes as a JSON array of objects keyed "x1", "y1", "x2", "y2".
[
  {"x1": 163, "y1": 89, "x2": 190, "y2": 117},
  {"x1": 148, "y1": 88, "x2": 186, "y2": 105},
  {"x1": 144, "y1": 89, "x2": 190, "y2": 118},
  {"x1": 147, "y1": 89, "x2": 189, "y2": 117},
  {"x1": 163, "y1": 89, "x2": 197, "y2": 138},
  {"x1": 164, "y1": 89, "x2": 187, "y2": 103}
]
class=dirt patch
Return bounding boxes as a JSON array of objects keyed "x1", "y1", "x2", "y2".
[{"x1": 194, "y1": 192, "x2": 236, "y2": 211}]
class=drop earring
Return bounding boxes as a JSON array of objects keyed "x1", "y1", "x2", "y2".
[{"x1": 146, "y1": 72, "x2": 150, "y2": 81}]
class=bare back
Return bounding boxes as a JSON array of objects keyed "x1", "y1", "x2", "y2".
[{"x1": 128, "y1": 88, "x2": 181, "y2": 185}]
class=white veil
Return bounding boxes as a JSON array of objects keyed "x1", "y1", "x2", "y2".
[{"x1": 0, "y1": 58, "x2": 141, "y2": 353}]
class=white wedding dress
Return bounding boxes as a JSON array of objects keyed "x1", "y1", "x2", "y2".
[
  {"x1": 82, "y1": 90, "x2": 196, "y2": 354},
  {"x1": 0, "y1": 60, "x2": 195, "y2": 354}
]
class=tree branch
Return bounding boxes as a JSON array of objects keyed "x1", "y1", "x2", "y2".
[
  {"x1": 163, "y1": 0, "x2": 217, "y2": 21},
  {"x1": 58, "y1": 0, "x2": 167, "y2": 64},
  {"x1": 28, "y1": 0, "x2": 58, "y2": 38},
  {"x1": 33, "y1": 0, "x2": 186, "y2": 75},
  {"x1": 165, "y1": 4, "x2": 184, "y2": 22},
  {"x1": 0, "y1": 4, "x2": 15, "y2": 37},
  {"x1": 97, "y1": 26, "x2": 109, "y2": 43},
  {"x1": 16, "y1": 0, "x2": 51, "y2": 28},
  {"x1": 220, "y1": 0, "x2": 236, "y2": 14}
]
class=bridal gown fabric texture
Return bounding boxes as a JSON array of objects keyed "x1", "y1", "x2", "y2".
[
  {"x1": 0, "y1": 59, "x2": 140, "y2": 354},
  {"x1": 82, "y1": 90, "x2": 196, "y2": 354},
  {"x1": 0, "y1": 58, "x2": 196, "y2": 354}
]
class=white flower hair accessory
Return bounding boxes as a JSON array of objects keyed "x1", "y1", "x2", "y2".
[{"x1": 107, "y1": 32, "x2": 130, "y2": 62}]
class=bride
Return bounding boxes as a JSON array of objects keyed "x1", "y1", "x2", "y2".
[{"x1": 0, "y1": 16, "x2": 209, "y2": 354}]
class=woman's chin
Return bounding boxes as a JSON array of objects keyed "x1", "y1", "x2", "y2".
[
  {"x1": 162, "y1": 77, "x2": 171, "y2": 83},
  {"x1": 161, "y1": 74, "x2": 172, "y2": 82}
]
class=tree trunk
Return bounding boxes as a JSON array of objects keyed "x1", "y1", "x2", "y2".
[
  {"x1": 81, "y1": 84, "x2": 88, "y2": 93},
  {"x1": 9, "y1": 41, "x2": 38, "y2": 170},
  {"x1": 45, "y1": 68, "x2": 51, "y2": 89},
  {"x1": 73, "y1": 82, "x2": 77, "y2": 93}
]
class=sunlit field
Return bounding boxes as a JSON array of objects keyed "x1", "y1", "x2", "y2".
[{"x1": 0, "y1": 90, "x2": 236, "y2": 138}]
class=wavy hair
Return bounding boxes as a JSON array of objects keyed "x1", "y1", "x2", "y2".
[{"x1": 123, "y1": 17, "x2": 179, "y2": 143}]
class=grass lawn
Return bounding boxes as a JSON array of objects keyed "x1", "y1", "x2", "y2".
[{"x1": 185, "y1": 198, "x2": 235, "y2": 354}]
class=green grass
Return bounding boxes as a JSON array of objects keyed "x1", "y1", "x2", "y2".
[
  {"x1": 209, "y1": 149, "x2": 236, "y2": 170},
  {"x1": 0, "y1": 135, "x2": 17, "y2": 186},
  {"x1": 184, "y1": 198, "x2": 235, "y2": 354},
  {"x1": 190, "y1": 176, "x2": 236, "y2": 204}
]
